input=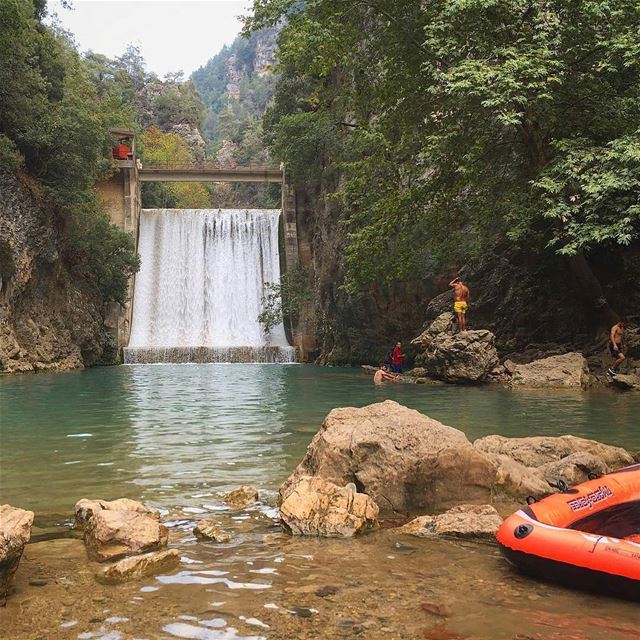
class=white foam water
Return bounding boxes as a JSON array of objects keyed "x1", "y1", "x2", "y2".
[{"x1": 124, "y1": 209, "x2": 295, "y2": 364}]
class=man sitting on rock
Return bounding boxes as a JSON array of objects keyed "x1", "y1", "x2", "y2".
[
  {"x1": 374, "y1": 364, "x2": 398, "y2": 384},
  {"x1": 449, "y1": 277, "x2": 470, "y2": 331},
  {"x1": 608, "y1": 319, "x2": 626, "y2": 377}
]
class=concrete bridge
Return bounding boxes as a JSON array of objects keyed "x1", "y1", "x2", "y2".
[{"x1": 96, "y1": 130, "x2": 314, "y2": 361}]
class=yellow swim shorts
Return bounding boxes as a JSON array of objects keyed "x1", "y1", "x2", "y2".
[{"x1": 454, "y1": 301, "x2": 468, "y2": 314}]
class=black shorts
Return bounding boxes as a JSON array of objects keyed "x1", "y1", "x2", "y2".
[{"x1": 609, "y1": 343, "x2": 623, "y2": 357}]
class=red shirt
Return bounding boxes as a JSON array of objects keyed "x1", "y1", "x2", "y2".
[{"x1": 391, "y1": 346, "x2": 404, "y2": 366}]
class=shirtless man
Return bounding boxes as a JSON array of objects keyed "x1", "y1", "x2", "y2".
[
  {"x1": 607, "y1": 319, "x2": 626, "y2": 377},
  {"x1": 449, "y1": 277, "x2": 470, "y2": 331},
  {"x1": 374, "y1": 364, "x2": 398, "y2": 384}
]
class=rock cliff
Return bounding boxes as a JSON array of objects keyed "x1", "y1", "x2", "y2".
[{"x1": 0, "y1": 173, "x2": 106, "y2": 373}]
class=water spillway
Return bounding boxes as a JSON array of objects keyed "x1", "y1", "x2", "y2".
[{"x1": 124, "y1": 209, "x2": 296, "y2": 364}]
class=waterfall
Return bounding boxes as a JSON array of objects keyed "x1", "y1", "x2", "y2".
[{"x1": 124, "y1": 209, "x2": 296, "y2": 364}]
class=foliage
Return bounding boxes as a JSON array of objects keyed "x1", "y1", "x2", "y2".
[
  {"x1": 0, "y1": 0, "x2": 139, "y2": 303},
  {"x1": 258, "y1": 265, "x2": 311, "y2": 335},
  {"x1": 139, "y1": 127, "x2": 211, "y2": 208},
  {"x1": 246, "y1": 0, "x2": 640, "y2": 293}
]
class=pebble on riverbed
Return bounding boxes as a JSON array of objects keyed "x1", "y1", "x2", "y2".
[{"x1": 193, "y1": 520, "x2": 231, "y2": 543}]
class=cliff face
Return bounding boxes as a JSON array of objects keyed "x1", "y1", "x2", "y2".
[{"x1": 0, "y1": 173, "x2": 105, "y2": 373}]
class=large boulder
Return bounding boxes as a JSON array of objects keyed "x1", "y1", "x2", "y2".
[
  {"x1": 279, "y1": 477, "x2": 379, "y2": 537},
  {"x1": 96, "y1": 549, "x2": 180, "y2": 584},
  {"x1": 281, "y1": 401, "x2": 497, "y2": 515},
  {"x1": 0, "y1": 505, "x2": 34, "y2": 602},
  {"x1": 420, "y1": 330, "x2": 499, "y2": 383},
  {"x1": 75, "y1": 498, "x2": 159, "y2": 529},
  {"x1": 510, "y1": 352, "x2": 589, "y2": 389},
  {"x1": 411, "y1": 312, "x2": 455, "y2": 350},
  {"x1": 610, "y1": 374, "x2": 640, "y2": 391},
  {"x1": 84, "y1": 510, "x2": 169, "y2": 562},
  {"x1": 397, "y1": 504, "x2": 502, "y2": 541}
]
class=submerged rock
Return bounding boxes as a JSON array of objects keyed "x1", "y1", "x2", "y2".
[
  {"x1": 398, "y1": 504, "x2": 502, "y2": 540},
  {"x1": 281, "y1": 400, "x2": 497, "y2": 515},
  {"x1": 193, "y1": 520, "x2": 231, "y2": 542},
  {"x1": 75, "y1": 498, "x2": 159, "y2": 529},
  {"x1": 84, "y1": 510, "x2": 168, "y2": 562},
  {"x1": 420, "y1": 330, "x2": 499, "y2": 383},
  {"x1": 224, "y1": 485, "x2": 259, "y2": 508},
  {"x1": 0, "y1": 504, "x2": 34, "y2": 602},
  {"x1": 279, "y1": 477, "x2": 379, "y2": 537},
  {"x1": 510, "y1": 352, "x2": 588, "y2": 389},
  {"x1": 96, "y1": 549, "x2": 180, "y2": 584}
]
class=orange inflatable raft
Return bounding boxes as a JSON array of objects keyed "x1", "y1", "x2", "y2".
[{"x1": 496, "y1": 463, "x2": 640, "y2": 600}]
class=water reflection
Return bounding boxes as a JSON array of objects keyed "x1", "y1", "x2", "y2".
[{"x1": 2, "y1": 364, "x2": 640, "y2": 517}]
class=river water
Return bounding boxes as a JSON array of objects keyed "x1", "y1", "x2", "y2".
[{"x1": 1, "y1": 365, "x2": 639, "y2": 639}]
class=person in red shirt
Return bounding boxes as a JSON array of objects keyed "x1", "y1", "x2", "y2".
[{"x1": 390, "y1": 341, "x2": 405, "y2": 373}]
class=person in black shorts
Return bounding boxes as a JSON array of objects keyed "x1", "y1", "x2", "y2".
[{"x1": 607, "y1": 319, "x2": 626, "y2": 377}]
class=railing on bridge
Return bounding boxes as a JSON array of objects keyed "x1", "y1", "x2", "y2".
[{"x1": 138, "y1": 162, "x2": 284, "y2": 183}]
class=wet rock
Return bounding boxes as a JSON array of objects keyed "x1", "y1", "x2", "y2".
[
  {"x1": 405, "y1": 367, "x2": 430, "y2": 378},
  {"x1": 511, "y1": 352, "x2": 588, "y2": 389},
  {"x1": 281, "y1": 401, "x2": 497, "y2": 515},
  {"x1": 224, "y1": 485, "x2": 259, "y2": 508},
  {"x1": 0, "y1": 504, "x2": 34, "y2": 602},
  {"x1": 398, "y1": 504, "x2": 502, "y2": 540},
  {"x1": 193, "y1": 520, "x2": 231, "y2": 542},
  {"x1": 420, "y1": 330, "x2": 499, "y2": 383},
  {"x1": 610, "y1": 374, "x2": 640, "y2": 391},
  {"x1": 28, "y1": 578, "x2": 47, "y2": 587},
  {"x1": 279, "y1": 477, "x2": 379, "y2": 537},
  {"x1": 84, "y1": 510, "x2": 168, "y2": 562},
  {"x1": 96, "y1": 549, "x2": 180, "y2": 584},
  {"x1": 474, "y1": 434, "x2": 634, "y2": 469},
  {"x1": 420, "y1": 601, "x2": 453, "y2": 617},
  {"x1": 75, "y1": 498, "x2": 159, "y2": 529},
  {"x1": 411, "y1": 312, "x2": 455, "y2": 350},
  {"x1": 315, "y1": 585, "x2": 339, "y2": 597}
]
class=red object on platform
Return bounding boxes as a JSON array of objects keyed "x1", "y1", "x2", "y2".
[{"x1": 112, "y1": 144, "x2": 130, "y2": 160}]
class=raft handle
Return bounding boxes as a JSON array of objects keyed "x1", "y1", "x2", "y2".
[
  {"x1": 555, "y1": 478, "x2": 570, "y2": 493},
  {"x1": 526, "y1": 496, "x2": 538, "y2": 505},
  {"x1": 514, "y1": 524, "x2": 533, "y2": 539},
  {"x1": 587, "y1": 471, "x2": 600, "y2": 480}
]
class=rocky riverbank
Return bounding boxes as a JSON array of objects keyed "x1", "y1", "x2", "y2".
[
  {"x1": 362, "y1": 311, "x2": 640, "y2": 391},
  {"x1": 2, "y1": 400, "x2": 638, "y2": 640},
  {"x1": 0, "y1": 173, "x2": 109, "y2": 374}
]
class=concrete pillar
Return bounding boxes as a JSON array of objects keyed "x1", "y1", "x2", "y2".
[{"x1": 96, "y1": 161, "x2": 140, "y2": 354}]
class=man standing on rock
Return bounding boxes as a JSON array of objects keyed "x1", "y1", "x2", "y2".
[
  {"x1": 449, "y1": 277, "x2": 470, "y2": 331},
  {"x1": 608, "y1": 319, "x2": 626, "y2": 377}
]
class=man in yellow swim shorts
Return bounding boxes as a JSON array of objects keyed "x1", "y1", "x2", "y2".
[{"x1": 449, "y1": 277, "x2": 470, "y2": 331}]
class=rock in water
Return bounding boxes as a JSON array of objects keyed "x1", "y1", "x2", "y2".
[
  {"x1": 398, "y1": 504, "x2": 503, "y2": 540},
  {"x1": 420, "y1": 330, "x2": 499, "y2": 383},
  {"x1": 224, "y1": 485, "x2": 259, "y2": 508},
  {"x1": 510, "y1": 352, "x2": 588, "y2": 388},
  {"x1": 610, "y1": 374, "x2": 640, "y2": 391},
  {"x1": 280, "y1": 401, "x2": 497, "y2": 515},
  {"x1": 84, "y1": 510, "x2": 169, "y2": 562},
  {"x1": 75, "y1": 498, "x2": 159, "y2": 529},
  {"x1": 0, "y1": 505, "x2": 34, "y2": 602},
  {"x1": 279, "y1": 477, "x2": 379, "y2": 537},
  {"x1": 193, "y1": 520, "x2": 231, "y2": 542},
  {"x1": 96, "y1": 549, "x2": 180, "y2": 584}
]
